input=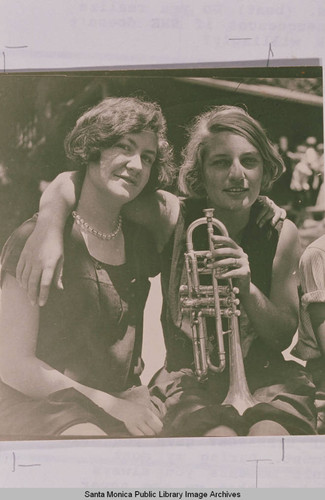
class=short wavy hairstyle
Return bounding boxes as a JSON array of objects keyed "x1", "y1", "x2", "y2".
[
  {"x1": 64, "y1": 96, "x2": 175, "y2": 191},
  {"x1": 178, "y1": 105, "x2": 285, "y2": 197}
]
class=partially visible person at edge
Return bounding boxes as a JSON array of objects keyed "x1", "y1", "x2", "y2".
[
  {"x1": 292, "y1": 234, "x2": 325, "y2": 434},
  {"x1": 10, "y1": 105, "x2": 297, "y2": 438},
  {"x1": 0, "y1": 96, "x2": 176, "y2": 438}
]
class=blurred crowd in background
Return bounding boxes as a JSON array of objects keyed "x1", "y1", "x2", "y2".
[
  {"x1": 270, "y1": 135, "x2": 324, "y2": 251},
  {"x1": 273, "y1": 136, "x2": 324, "y2": 211}
]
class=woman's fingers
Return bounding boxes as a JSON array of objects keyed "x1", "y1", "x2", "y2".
[
  {"x1": 127, "y1": 425, "x2": 146, "y2": 437},
  {"x1": 126, "y1": 411, "x2": 163, "y2": 437},
  {"x1": 271, "y1": 208, "x2": 286, "y2": 227},
  {"x1": 20, "y1": 260, "x2": 62, "y2": 307},
  {"x1": 256, "y1": 197, "x2": 287, "y2": 228},
  {"x1": 207, "y1": 257, "x2": 243, "y2": 270},
  {"x1": 147, "y1": 412, "x2": 164, "y2": 434},
  {"x1": 258, "y1": 206, "x2": 286, "y2": 228},
  {"x1": 256, "y1": 205, "x2": 269, "y2": 227},
  {"x1": 140, "y1": 411, "x2": 163, "y2": 435},
  {"x1": 136, "y1": 422, "x2": 156, "y2": 437},
  {"x1": 15, "y1": 226, "x2": 65, "y2": 304},
  {"x1": 208, "y1": 247, "x2": 243, "y2": 260},
  {"x1": 215, "y1": 267, "x2": 248, "y2": 279},
  {"x1": 205, "y1": 239, "x2": 251, "y2": 297},
  {"x1": 26, "y1": 267, "x2": 43, "y2": 306},
  {"x1": 19, "y1": 262, "x2": 32, "y2": 291},
  {"x1": 210, "y1": 235, "x2": 238, "y2": 248},
  {"x1": 53, "y1": 256, "x2": 64, "y2": 291},
  {"x1": 37, "y1": 257, "x2": 64, "y2": 307},
  {"x1": 38, "y1": 267, "x2": 56, "y2": 307}
]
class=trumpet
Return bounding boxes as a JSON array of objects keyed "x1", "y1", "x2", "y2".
[{"x1": 180, "y1": 208, "x2": 256, "y2": 416}]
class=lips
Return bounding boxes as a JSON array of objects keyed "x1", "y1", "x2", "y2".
[
  {"x1": 223, "y1": 187, "x2": 249, "y2": 193},
  {"x1": 115, "y1": 174, "x2": 137, "y2": 185}
]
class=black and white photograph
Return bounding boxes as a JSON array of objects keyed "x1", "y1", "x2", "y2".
[{"x1": 0, "y1": 69, "x2": 323, "y2": 441}]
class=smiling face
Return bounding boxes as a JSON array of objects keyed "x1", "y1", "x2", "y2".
[
  {"x1": 87, "y1": 130, "x2": 158, "y2": 204},
  {"x1": 202, "y1": 131, "x2": 264, "y2": 213}
]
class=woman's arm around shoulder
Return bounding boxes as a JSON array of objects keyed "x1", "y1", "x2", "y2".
[
  {"x1": 16, "y1": 171, "x2": 82, "y2": 304},
  {"x1": 16, "y1": 171, "x2": 179, "y2": 306},
  {"x1": 123, "y1": 189, "x2": 180, "y2": 252}
]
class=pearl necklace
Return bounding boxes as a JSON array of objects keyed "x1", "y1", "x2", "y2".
[{"x1": 72, "y1": 211, "x2": 122, "y2": 240}]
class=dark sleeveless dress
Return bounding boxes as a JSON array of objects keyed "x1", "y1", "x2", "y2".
[
  {"x1": 0, "y1": 215, "x2": 160, "y2": 439},
  {"x1": 150, "y1": 198, "x2": 316, "y2": 436}
]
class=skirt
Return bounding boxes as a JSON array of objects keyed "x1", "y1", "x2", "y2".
[
  {"x1": 0, "y1": 380, "x2": 130, "y2": 439},
  {"x1": 149, "y1": 358, "x2": 317, "y2": 437}
]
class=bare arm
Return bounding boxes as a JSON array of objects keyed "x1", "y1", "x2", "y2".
[
  {"x1": 0, "y1": 273, "x2": 162, "y2": 436},
  {"x1": 308, "y1": 303, "x2": 325, "y2": 355},
  {"x1": 123, "y1": 190, "x2": 179, "y2": 252},
  {"x1": 241, "y1": 220, "x2": 300, "y2": 351},
  {"x1": 16, "y1": 171, "x2": 82, "y2": 304},
  {"x1": 209, "y1": 219, "x2": 300, "y2": 351}
]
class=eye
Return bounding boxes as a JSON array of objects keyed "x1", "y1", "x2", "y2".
[
  {"x1": 241, "y1": 156, "x2": 260, "y2": 168},
  {"x1": 142, "y1": 154, "x2": 155, "y2": 166},
  {"x1": 211, "y1": 159, "x2": 231, "y2": 168},
  {"x1": 116, "y1": 141, "x2": 131, "y2": 152}
]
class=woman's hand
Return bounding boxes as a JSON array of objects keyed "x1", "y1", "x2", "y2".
[
  {"x1": 206, "y1": 235, "x2": 251, "y2": 297},
  {"x1": 108, "y1": 398, "x2": 163, "y2": 437},
  {"x1": 16, "y1": 171, "x2": 81, "y2": 307},
  {"x1": 256, "y1": 196, "x2": 286, "y2": 228},
  {"x1": 16, "y1": 224, "x2": 64, "y2": 307}
]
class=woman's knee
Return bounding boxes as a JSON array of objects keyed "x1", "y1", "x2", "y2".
[
  {"x1": 248, "y1": 420, "x2": 289, "y2": 436},
  {"x1": 60, "y1": 423, "x2": 107, "y2": 436},
  {"x1": 204, "y1": 425, "x2": 238, "y2": 437}
]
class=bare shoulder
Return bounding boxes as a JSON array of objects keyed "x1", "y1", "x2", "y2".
[
  {"x1": 123, "y1": 190, "x2": 179, "y2": 251},
  {"x1": 278, "y1": 218, "x2": 299, "y2": 246},
  {"x1": 155, "y1": 190, "x2": 180, "y2": 222},
  {"x1": 270, "y1": 219, "x2": 300, "y2": 311},
  {"x1": 275, "y1": 218, "x2": 300, "y2": 267}
]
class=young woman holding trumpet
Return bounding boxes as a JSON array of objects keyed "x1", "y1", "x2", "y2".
[
  {"x1": 151, "y1": 106, "x2": 315, "y2": 437},
  {"x1": 4, "y1": 104, "x2": 316, "y2": 437}
]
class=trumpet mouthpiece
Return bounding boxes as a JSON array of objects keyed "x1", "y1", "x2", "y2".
[{"x1": 203, "y1": 208, "x2": 215, "y2": 218}]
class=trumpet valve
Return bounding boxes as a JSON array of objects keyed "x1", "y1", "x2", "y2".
[
  {"x1": 179, "y1": 285, "x2": 189, "y2": 295},
  {"x1": 223, "y1": 296, "x2": 240, "y2": 307},
  {"x1": 222, "y1": 308, "x2": 241, "y2": 318}
]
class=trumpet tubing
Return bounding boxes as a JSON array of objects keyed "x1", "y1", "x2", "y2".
[{"x1": 181, "y1": 208, "x2": 256, "y2": 415}]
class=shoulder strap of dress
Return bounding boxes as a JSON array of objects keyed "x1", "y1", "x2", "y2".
[
  {"x1": 63, "y1": 218, "x2": 98, "y2": 281},
  {"x1": 241, "y1": 202, "x2": 282, "y2": 298}
]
